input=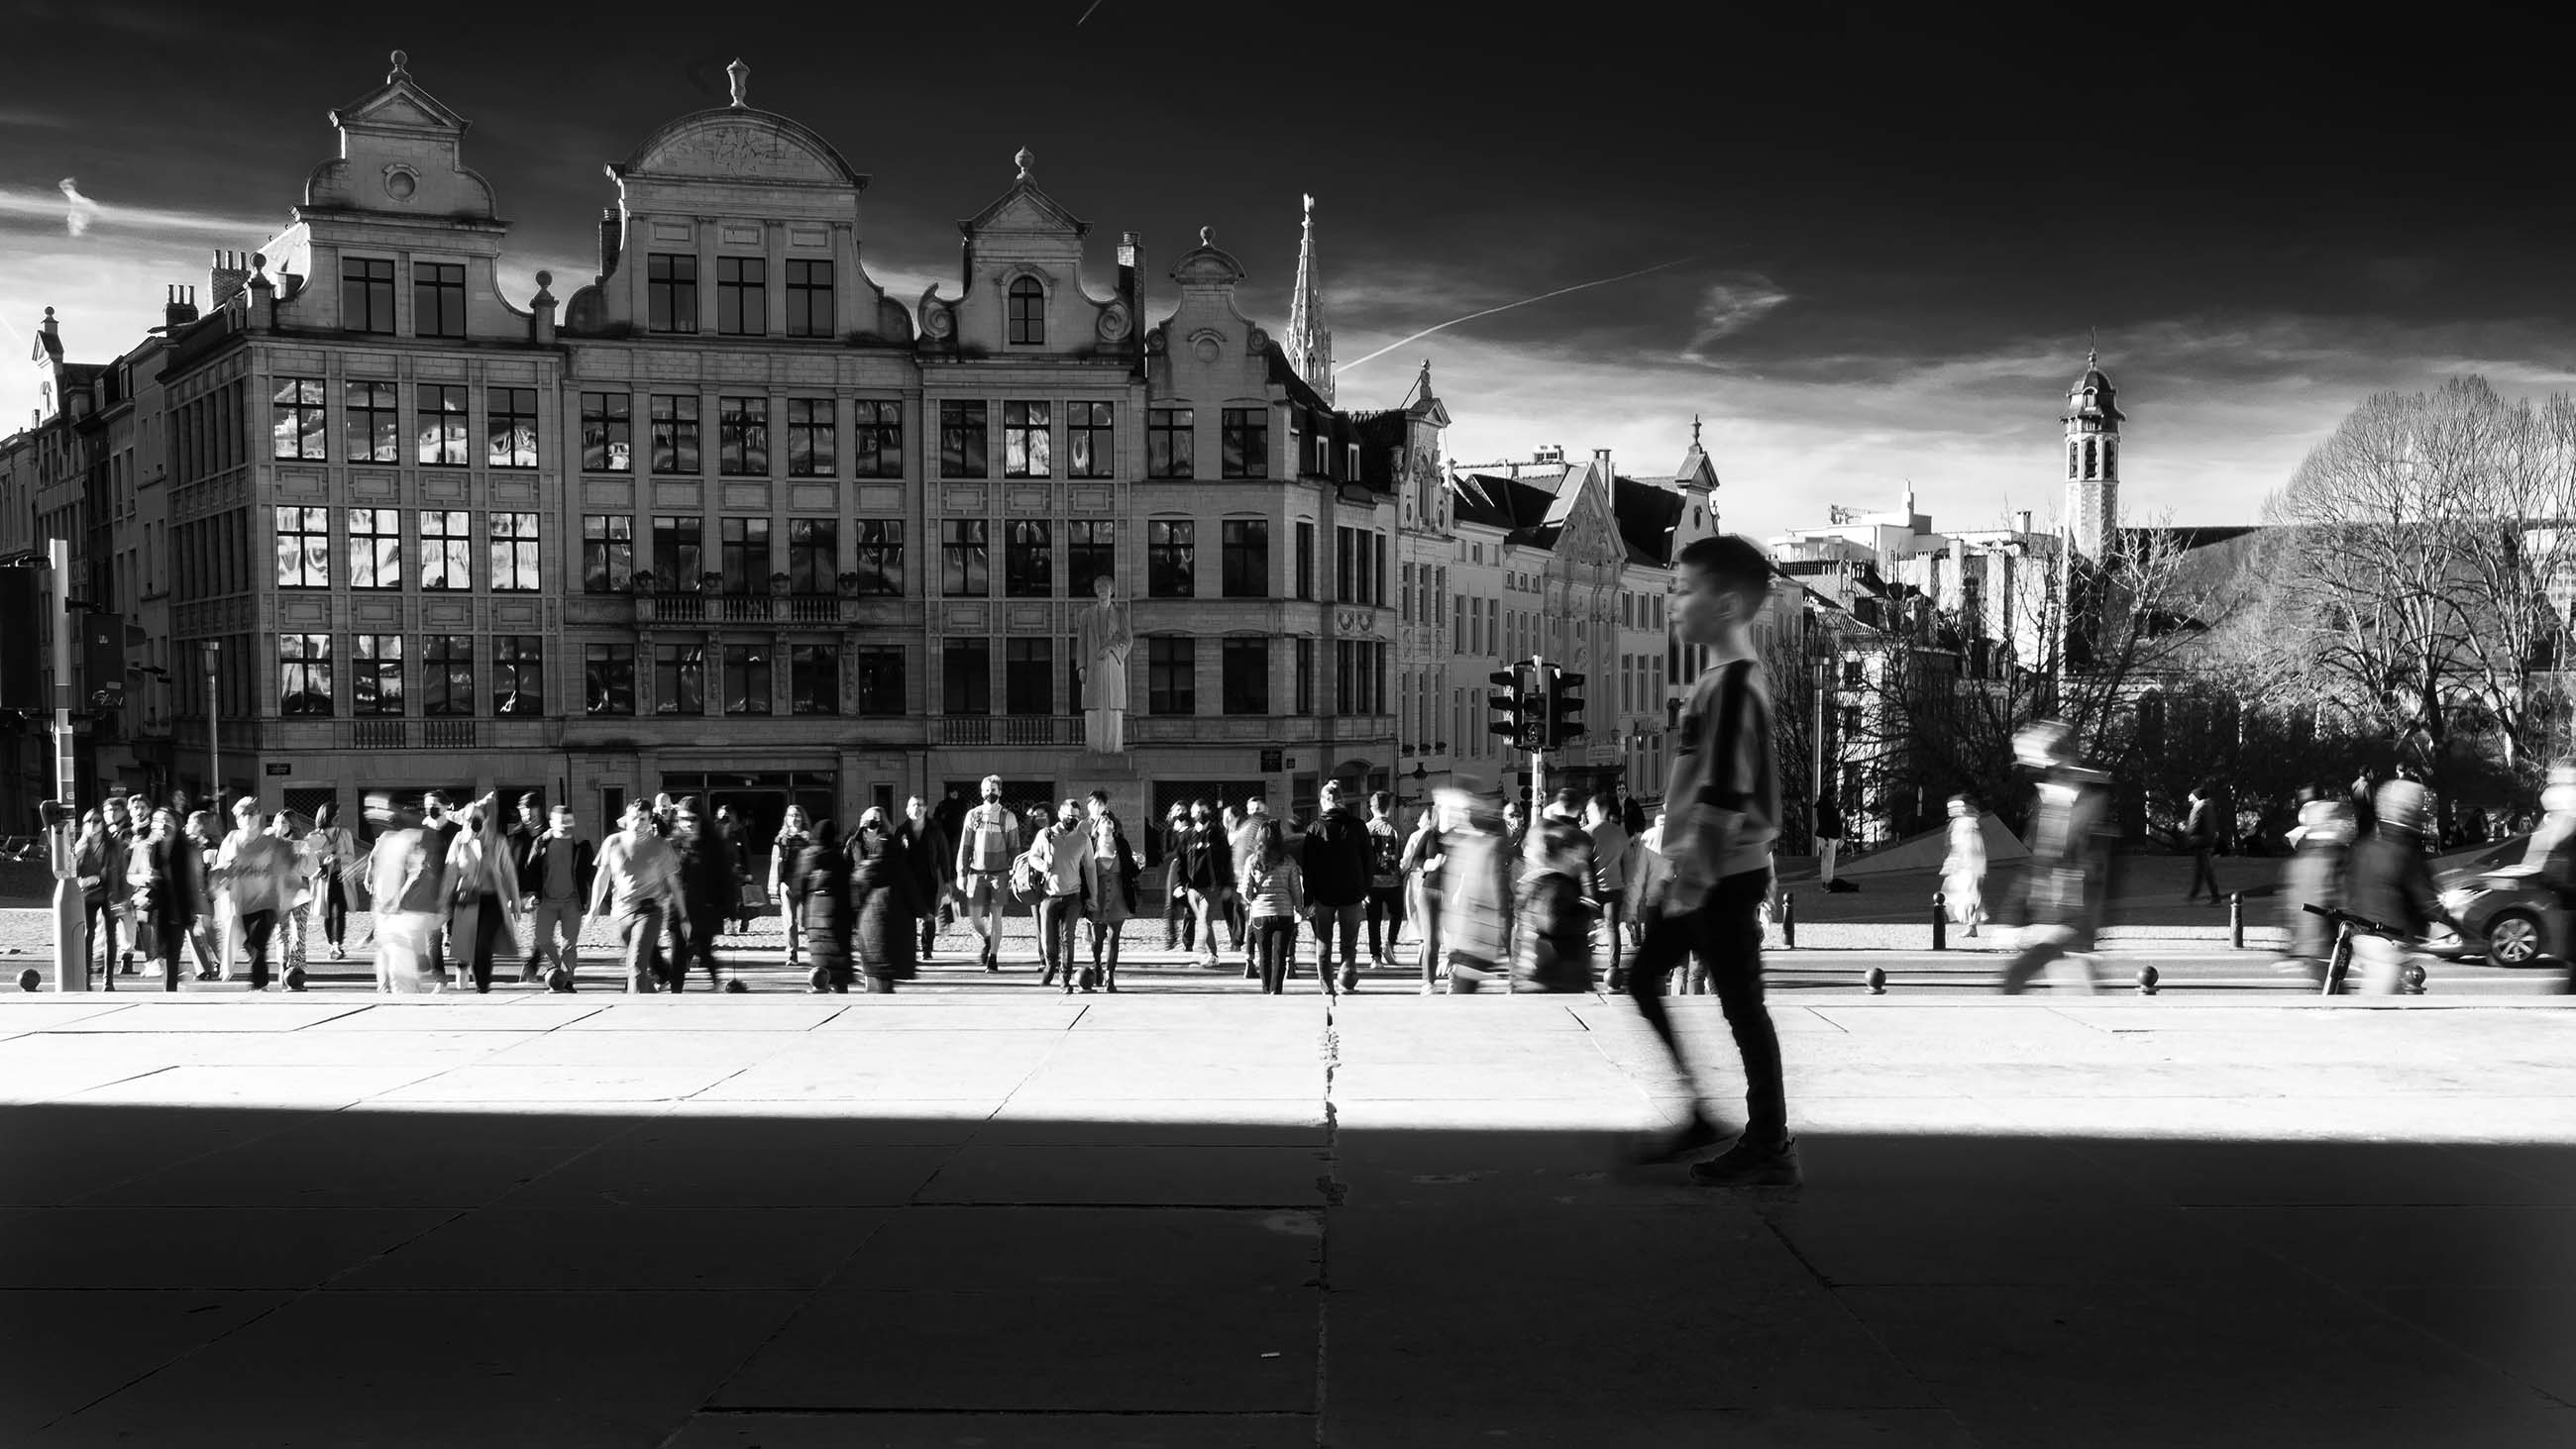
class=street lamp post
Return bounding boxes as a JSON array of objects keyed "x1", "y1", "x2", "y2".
[{"x1": 199, "y1": 639, "x2": 221, "y2": 809}]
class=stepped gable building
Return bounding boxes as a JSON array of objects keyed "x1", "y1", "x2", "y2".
[{"x1": 0, "y1": 54, "x2": 1447, "y2": 853}]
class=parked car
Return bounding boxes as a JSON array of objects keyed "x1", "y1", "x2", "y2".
[{"x1": 2426, "y1": 837, "x2": 2560, "y2": 964}]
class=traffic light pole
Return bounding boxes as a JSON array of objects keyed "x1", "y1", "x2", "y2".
[
  {"x1": 48, "y1": 538, "x2": 86, "y2": 991},
  {"x1": 1529, "y1": 653, "x2": 1548, "y2": 810}
]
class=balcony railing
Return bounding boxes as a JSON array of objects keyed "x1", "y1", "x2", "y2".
[
  {"x1": 933, "y1": 715, "x2": 1082, "y2": 747},
  {"x1": 633, "y1": 590, "x2": 880, "y2": 627}
]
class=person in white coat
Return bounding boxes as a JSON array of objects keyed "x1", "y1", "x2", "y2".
[{"x1": 1942, "y1": 795, "x2": 1988, "y2": 938}]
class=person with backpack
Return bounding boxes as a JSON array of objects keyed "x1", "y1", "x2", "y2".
[
  {"x1": 1517, "y1": 787, "x2": 1601, "y2": 993},
  {"x1": 1362, "y1": 790, "x2": 1406, "y2": 970},
  {"x1": 1241, "y1": 818, "x2": 1309, "y2": 995},
  {"x1": 1173, "y1": 798, "x2": 1234, "y2": 969},
  {"x1": 1401, "y1": 802, "x2": 1447, "y2": 993},
  {"x1": 1029, "y1": 798, "x2": 1090, "y2": 991},
  {"x1": 1301, "y1": 779, "x2": 1375, "y2": 993},
  {"x1": 953, "y1": 776, "x2": 1022, "y2": 972},
  {"x1": 1080, "y1": 791, "x2": 1139, "y2": 993}
]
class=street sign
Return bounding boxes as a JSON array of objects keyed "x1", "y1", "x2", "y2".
[
  {"x1": 266, "y1": 763, "x2": 291, "y2": 776},
  {"x1": 1260, "y1": 748, "x2": 1283, "y2": 773}
]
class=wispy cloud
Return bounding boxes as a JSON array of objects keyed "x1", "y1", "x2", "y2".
[
  {"x1": 1677, "y1": 273, "x2": 1791, "y2": 363},
  {"x1": 0, "y1": 183, "x2": 272, "y2": 241}
]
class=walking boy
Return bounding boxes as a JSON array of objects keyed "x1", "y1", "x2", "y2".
[{"x1": 1625, "y1": 535, "x2": 1796, "y2": 1189}]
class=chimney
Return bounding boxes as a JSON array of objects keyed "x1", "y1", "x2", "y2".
[
  {"x1": 163, "y1": 284, "x2": 199, "y2": 331},
  {"x1": 1594, "y1": 447, "x2": 1613, "y2": 488},
  {"x1": 208, "y1": 250, "x2": 250, "y2": 311},
  {"x1": 1117, "y1": 231, "x2": 1145, "y2": 377},
  {"x1": 2017, "y1": 509, "x2": 2033, "y2": 535},
  {"x1": 597, "y1": 208, "x2": 623, "y2": 281}
]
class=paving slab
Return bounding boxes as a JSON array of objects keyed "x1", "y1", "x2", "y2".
[
  {"x1": 972, "y1": 1097, "x2": 1329, "y2": 1146},
  {"x1": 914, "y1": 1144, "x2": 1329, "y2": 1207},
  {"x1": 40, "y1": 1001, "x2": 370, "y2": 1032},
  {"x1": 332, "y1": 1205, "x2": 885, "y2": 1291},
  {"x1": 664, "y1": 1411, "x2": 1318, "y2": 1448},
  {"x1": 0, "y1": 1206, "x2": 453, "y2": 1289},
  {"x1": 77, "y1": 1108, "x2": 649, "y2": 1208},
  {"x1": 501, "y1": 1117, "x2": 956, "y2": 1208},
  {"x1": 0, "y1": 1290, "x2": 290, "y2": 1439},
  {"x1": 301, "y1": 999, "x2": 611, "y2": 1030}
]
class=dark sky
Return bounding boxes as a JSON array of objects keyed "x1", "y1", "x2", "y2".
[{"x1": 8, "y1": 0, "x2": 2571, "y2": 538}]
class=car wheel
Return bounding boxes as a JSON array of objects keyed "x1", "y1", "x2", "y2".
[{"x1": 2485, "y1": 910, "x2": 2544, "y2": 966}]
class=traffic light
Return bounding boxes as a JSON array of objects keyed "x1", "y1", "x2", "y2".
[
  {"x1": 83, "y1": 612, "x2": 126, "y2": 713},
  {"x1": 1487, "y1": 665, "x2": 1540, "y2": 750},
  {"x1": 1542, "y1": 668, "x2": 1586, "y2": 749}
]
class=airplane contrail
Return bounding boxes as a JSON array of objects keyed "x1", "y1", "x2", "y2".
[
  {"x1": 1076, "y1": 0, "x2": 1104, "y2": 23},
  {"x1": 1334, "y1": 256, "x2": 1701, "y2": 376}
]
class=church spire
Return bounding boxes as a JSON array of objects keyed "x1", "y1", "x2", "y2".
[{"x1": 1285, "y1": 193, "x2": 1334, "y2": 406}]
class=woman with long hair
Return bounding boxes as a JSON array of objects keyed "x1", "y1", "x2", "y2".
[
  {"x1": 1241, "y1": 818, "x2": 1309, "y2": 995},
  {"x1": 182, "y1": 810, "x2": 223, "y2": 981},
  {"x1": 799, "y1": 819, "x2": 854, "y2": 993},
  {"x1": 268, "y1": 809, "x2": 318, "y2": 974},
  {"x1": 447, "y1": 794, "x2": 525, "y2": 993},
  {"x1": 1080, "y1": 793, "x2": 1139, "y2": 992},
  {"x1": 851, "y1": 806, "x2": 923, "y2": 992},
  {"x1": 306, "y1": 802, "x2": 360, "y2": 960},
  {"x1": 771, "y1": 804, "x2": 814, "y2": 972}
]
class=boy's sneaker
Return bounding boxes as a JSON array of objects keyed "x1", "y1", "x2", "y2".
[
  {"x1": 1626, "y1": 1112, "x2": 1725, "y2": 1167},
  {"x1": 1687, "y1": 1136, "x2": 1802, "y2": 1189}
]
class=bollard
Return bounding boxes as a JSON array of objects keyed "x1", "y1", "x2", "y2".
[
  {"x1": 16, "y1": 968, "x2": 39, "y2": 992},
  {"x1": 1864, "y1": 965, "x2": 1886, "y2": 994},
  {"x1": 2137, "y1": 965, "x2": 2160, "y2": 996},
  {"x1": 1782, "y1": 891, "x2": 1797, "y2": 950},
  {"x1": 2229, "y1": 892, "x2": 2244, "y2": 950},
  {"x1": 1931, "y1": 892, "x2": 1947, "y2": 952},
  {"x1": 2403, "y1": 962, "x2": 2427, "y2": 995}
]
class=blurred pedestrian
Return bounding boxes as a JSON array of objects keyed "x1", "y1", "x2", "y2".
[
  {"x1": 129, "y1": 806, "x2": 199, "y2": 992},
  {"x1": 98, "y1": 796, "x2": 138, "y2": 978},
  {"x1": 1517, "y1": 787, "x2": 1600, "y2": 993},
  {"x1": 668, "y1": 798, "x2": 735, "y2": 991},
  {"x1": 366, "y1": 798, "x2": 440, "y2": 992},
  {"x1": 1942, "y1": 795, "x2": 1986, "y2": 938},
  {"x1": 1585, "y1": 790, "x2": 1630, "y2": 989},
  {"x1": 418, "y1": 791, "x2": 464, "y2": 986},
  {"x1": 1241, "y1": 817, "x2": 1307, "y2": 995},
  {"x1": 852, "y1": 808, "x2": 924, "y2": 993},
  {"x1": 2278, "y1": 789, "x2": 2355, "y2": 983},
  {"x1": 1438, "y1": 786, "x2": 1513, "y2": 993},
  {"x1": 771, "y1": 804, "x2": 814, "y2": 971},
  {"x1": 587, "y1": 796, "x2": 684, "y2": 993},
  {"x1": 1173, "y1": 798, "x2": 1232, "y2": 968},
  {"x1": 268, "y1": 809, "x2": 317, "y2": 975},
  {"x1": 214, "y1": 798, "x2": 296, "y2": 991},
  {"x1": 1401, "y1": 801, "x2": 1447, "y2": 994},
  {"x1": 448, "y1": 795, "x2": 523, "y2": 994},
  {"x1": 799, "y1": 819, "x2": 855, "y2": 993},
  {"x1": 1231, "y1": 799, "x2": 1268, "y2": 977},
  {"x1": 2346, "y1": 780, "x2": 2456, "y2": 993},
  {"x1": 896, "y1": 795, "x2": 951, "y2": 960},
  {"x1": 715, "y1": 804, "x2": 753, "y2": 934},
  {"x1": 1999, "y1": 722, "x2": 2115, "y2": 994},
  {"x1": 2522, "y1": 763, "x2": 2576, "y2": 980},
  {"x1": 307, "y1": 803, "x2": 359, "y2": 962},
  {"x1": 182, "y1": 810, "x2": 222, "y2": 981},
  {"x1": 521, "y1": 804, "x2": 592, "y2": 985},
  {"x1": 1161, "y1": 801, "x2": 1195, "y2": 953}
]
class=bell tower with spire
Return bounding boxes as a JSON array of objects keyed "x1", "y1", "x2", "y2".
[
  {"x1": 1285, "y1": 193, "x2": 1334, "y2": 405},
  {"x1": 2061, "y1": 341, "x2": 2124, "y2": 562}
]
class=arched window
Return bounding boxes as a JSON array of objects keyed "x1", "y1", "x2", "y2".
[
  {"x1": 2068, "y1": 440, "x2": 2080, "y2": 478},
  {"x1": 2084, "y1": 438, "x2": 2097, "y2": 479},
  {"x1": 2103, "y1": 437, "x2": 2117, "y2": 477},
  {"x1": 1007, "y1": 276, "x2": 1044, "y2": 346}
]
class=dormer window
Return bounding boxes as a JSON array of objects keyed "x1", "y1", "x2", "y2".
[
  {"x1": 413, "y1": 261, "x2": 465, "y2": 338},
  {"x1": 717, "y1": 258, "x2": 766, "y2": 337},
  {"x1": 1007, "y1": 276, "x2": 1044, "y2": 346},
  {"x1": 342, "y1": 258, "x2": 395, "y2": 334}
]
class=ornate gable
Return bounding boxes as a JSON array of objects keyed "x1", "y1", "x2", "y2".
[{"x1": 303, "y1": 52, "x2": 495, "y2": 218}]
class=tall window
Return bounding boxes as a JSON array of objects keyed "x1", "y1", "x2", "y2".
[
  {"x1": 784, "y1": 259, "x2": 832, "y2": 337},
  {"x1": 1147, "y1": 637, "x2": 1195, "y2": 715},
  {"x1": 1147, "y1": 407, "x2": 1193, "y2": 478},
  {"x1": 271, "y1": 378, "x2": 326, "y2": 461},
  {"x1": 1294, "y1": 637, "x2": 1314, "y2": 714},
  {"x1": 654, "y1": 644, "x2": 704, "y2": 714},
  {"x1": 341, "y1": 258, "x2": 394, "y2": 333},
  {"x1": 413, "y1": 261, "x2": 466, "y2": 338},
  {"x1": 420, "y1": 510, "x2": 472, "y2": 590},
  {"x1": 653, "y1": 515, "x2": 703, "y2": 588},
  {"x1": 791, "y1": 644, "x2": 838, "y2": 715},
  {"x1": 853, "y1": 519, "x2": 904, "y2": 595},
  {"x1": 651, "y1": 394, "x2": 700, "y2": 473},
  {"x1": 942, "y1": 519, "x2": 990, "y2": 596},
  {"x1": 348, "y1": 507, "x2": 401, "y2": 589},
  {"x1": 785, "y1": 518, "x2": 836, "y2": 593},
  {"x1": 1223, "y1": 637, "x2": 1268, "y2": 715},
  {"x1": 487, "y1": 387, "x2": 538, "y2": 468},
  {"x1": 493, "y1": 636, "x2": 541, "y2": 715},
  {"x1": 1004, "y1": 401, "x2": 1052, "y2": 477},
  {"x1": 274, "y1": 506, "x2": 329, "y2": 588},
  {"x1": 719, "y1": 396, "x2": 770, "y2": 475},
  {"x1": 942, "y1": 639, "x2": 990, "y2": 715},
  {"x1": 1221, "y1": 408, "x2": 1267, "y2": 478},
  {"x1": 346, "y1": 381, "x2": 400, "y2": 464},
  {"x1": 1006, "y1": 638, "x2": 1053, "y2": 715},
  {"x1": 1295, "y1": 521, "x2": 1314, "y2": 600},
  {"x1": 352, "y1": 636, "x2": 402, "y2": 716},
  {"x1": 1147, "y1": 520, "x2": 1194, "y2": 598},
  {"x1": 854, "y1": 646, "x2": 904, "y2": 715},
  {"x1": 1067, "y1": 402, "x2": 1113, "y2": 477},
  {"x1": 719, "y1": 517, "x2": 771, "y2": 593},
  {"x1": 2083, "y1": 437, "x2": 2097, "y2": 479},
  {"x1": 1221, "y1": 519, "x2": 1267, "y2": 598},
  {"x1": 585, "y1": 643, "x2": 635, "y2": 715},
  {"x1": 786, "y1": 398, "x2": 834, "y2": 477},
  {"x1": 715, "y1": 257, "x2": 765, "y2": 335},
  {"x1": 1373, "y1": 534, "x2": 1386, "y2": 606},
  {"x1": 2068, "y1": 440, "x2": 2080, "y2": 477},
  {"x1": 582, "y1": 392, "x2": 631, "y2": 472},
  {"x1": 851, "y1": 399, "x2": 902, "y2": 477},
  {"x1": 583, "y1": 515, "x2": 633, "y2": 593},
  {"x1": 647, "y1": 254, "x2": 698, "y2": 334},
  {"x1": 722, "y1": 643, "x2": 772, "y2": 714},
  {"x1": 416, "y1": 384, "x2": 468, "y2": 466},
  {"x1": 489, "y1": 512, "x2": 539, "y2": 591},
  {"x1": 423, "y1": 635, "x2": 474, "y2": 716},
  {"x1": 1007, "y1": 275, "x2": 1044, "y2": 345},
  {"x1": 273, "y1": 634, "x2": 332, "y2": 716},
  {"x1": 1067, "y1": 521, "x2": 1114, "y2": 598},
  {"x1": 940, "y1": 401, "x2": 988, "y2": 477},
  {"x1": 1005, "y1": 521, "x2": 1052, "y2": 598},
  {"x1": 1337, "y1": 528, "x2": 1355, "y2": 603}
]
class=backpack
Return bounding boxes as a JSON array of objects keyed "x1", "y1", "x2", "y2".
[
  {"x1": 1368, "y1": 823, "x2": 1402, "y2": 889},
  {"x1": 1008, "y1": 848, "x2": 1045, "y2": 905}
]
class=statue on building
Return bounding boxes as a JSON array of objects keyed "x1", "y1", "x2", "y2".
[{"x1": 1077, "y1": 572, "x2": 1132, "y2": 754}]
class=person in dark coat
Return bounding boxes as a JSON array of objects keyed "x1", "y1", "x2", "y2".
[
  {"x1": 667, "y1": 798, "x2": 735, "y2": 991},
  {"x1": 896, "y1": 794, "x2": 950, "y2": 958},
  {"x1": 799, "y1": 821, "x2": 854, "y2": 993},
  {"x1": 2278, "y1": 791, "x2": 2354, "y2": 983},
  {"x1": 1300, "y1": 778, "x2": 1376, "y2": 992},
  {"x1": 851, "y1": 807, "x2": 923, "y2": 991}
]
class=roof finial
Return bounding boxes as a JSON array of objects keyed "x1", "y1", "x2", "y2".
[
  {"x1": 2087, "y1": 326, "x2": 2097, "y2": 368},
  {"x1": 1015, "y1": 146, "x2": 1034, "y2": 182},
  {"x1": 387, "y1": 50, "x2": 409, "y2": 81},
  {"x1": 1691, "y1": 412, "x2": 1702, "y2": 447},
  {"x1": 1199, "y1": 225, "x2": 1212, "y2": 247},
  {"x1": 727, "y1": 58, "x2": 750, "y2": 107}
]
